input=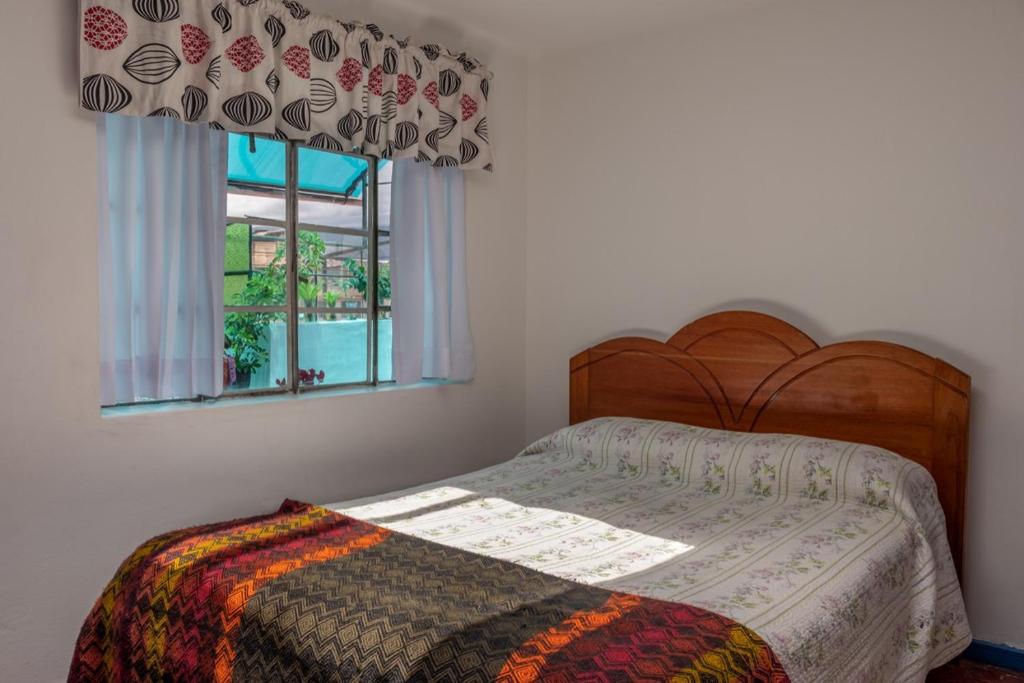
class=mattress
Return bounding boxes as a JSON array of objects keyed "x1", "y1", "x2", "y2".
[{"x1": 332, "y1": 417, "x2": 971, "y2": 683}]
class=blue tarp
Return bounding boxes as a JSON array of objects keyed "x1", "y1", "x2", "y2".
[{"x1": 227, "y1": 133, "x2": 377, "y2": 196}]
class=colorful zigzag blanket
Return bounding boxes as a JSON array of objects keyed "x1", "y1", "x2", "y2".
[{"x1": 69, "y1": 500, "x2": 789, "y2": 682}]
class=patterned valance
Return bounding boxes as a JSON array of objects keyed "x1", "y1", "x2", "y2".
[{"x1": 79, "y1": 0, "x2": 493, "y2": 170}]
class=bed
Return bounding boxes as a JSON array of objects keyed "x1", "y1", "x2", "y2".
[{"x1": 69, "y1": 312, "x2": 971, "y2": 682}]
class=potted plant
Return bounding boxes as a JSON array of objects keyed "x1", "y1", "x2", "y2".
[
  {"x1": 324, "y1": 290, "x2": 339, "y2": 320},
  {"x1": 224, "y1": 314, "x2": 268, "y2": 388},
  {"x1": 225, "y1": 261, "x2": 285, "y2": 388},
  {"x1": 223, "y1": 231, "x2": 327, "y2": 388},
  {"x1": 298, "y1": 280, "x2": 319, "y2": 322}
]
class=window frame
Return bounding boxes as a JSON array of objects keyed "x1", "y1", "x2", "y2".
[
  {"x1": 100, "y1": 136, "x2": 392, "y2": 410},
  {"x1": 221, "y1": 139, "x2": 387, "y2": 400}
]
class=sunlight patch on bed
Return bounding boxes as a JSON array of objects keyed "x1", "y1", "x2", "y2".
[
  {"x1": 334, "y1": 486, "x2": 695, "y2": 584},
  {"x1": 335, "y1": 486, "x2": 484, "y2": 520}
]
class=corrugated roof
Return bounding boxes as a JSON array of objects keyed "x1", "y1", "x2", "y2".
[{"x1": 227, "y1": 133, "x2": 380, "y2": 197}]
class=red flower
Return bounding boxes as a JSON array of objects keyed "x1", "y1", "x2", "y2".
[
  {"x1": 282, "y1": 45, "x2": 310, "y2": 79},
  {"x1": 294, "y1": 368, "x2": 326, "y2": 386},
  {"x1": 83, "y1": 7, "x2": 127, "y2": 51},
  {"x1": 226, "y1": 35, "x2": 266, "y2": 73},
  {"x1": 278, "y1": 369, "x2": 325, "y2": 386},
  {"x1": 337, "y1": 58, "x2": 363, "y2": 92},
  {"x1": 181, "y1": 24, "x2": 211, "y2": 65},
  {"x1": 397, "y1": 74, "x2": 417, "y2": 105}
]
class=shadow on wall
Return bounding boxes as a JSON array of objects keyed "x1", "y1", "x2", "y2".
[
  {"x1": 578, "y1": 298, "x2": 989, "y2": 380},
  {"x1": 699, "y1": 298, "x2": 991, "y2": 378},
  {"x1": 316, "y1": 0, "x2": 486, "y2": 58}
]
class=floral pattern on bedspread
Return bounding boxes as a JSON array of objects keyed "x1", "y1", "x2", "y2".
[{"x1": 333, "y1": 417, "x2": 970, "y2": 683}]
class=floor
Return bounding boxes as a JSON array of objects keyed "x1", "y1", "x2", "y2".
[{"x1": 928, "y1": 660, "x2": 1024, "y2": 682}]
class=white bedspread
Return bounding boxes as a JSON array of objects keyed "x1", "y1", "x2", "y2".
[{"x1": 331, "y1": 417, "x2": 970, "y2": 683}]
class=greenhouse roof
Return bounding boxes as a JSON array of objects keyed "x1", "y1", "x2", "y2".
[{"x1": 227, "y1": 133, "x2": 385, "y2": 197}]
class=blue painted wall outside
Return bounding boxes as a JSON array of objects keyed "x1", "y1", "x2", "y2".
[{"x1": 252, "y1": 319, "x2": 393, "y2": 388}]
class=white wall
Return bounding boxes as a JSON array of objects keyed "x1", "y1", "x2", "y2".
[
  {"x1": 0, "y1": 1, "x2": 526, "y2": 680},
  {"x1": 526, "y1": 0, "x2": 1024, "y2": 649},
  {"x1": 5, "y1": 0, "x2": 1024, "y2": 677}
]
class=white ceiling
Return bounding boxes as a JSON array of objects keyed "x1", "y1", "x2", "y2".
[{"x1": 349, "y1": 0, "x2": 773, "y2": 55}]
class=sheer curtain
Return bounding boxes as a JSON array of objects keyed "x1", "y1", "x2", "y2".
[
  {"x1": 98, "y1": 114, "x2": 228, "y2": 405},
  {"x1": 390, "y1": 159, "x2": 475, "y2": 384}
]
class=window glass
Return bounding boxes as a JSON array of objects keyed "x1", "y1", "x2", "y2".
[
  {"x1": 227, "y1": 134, "x2": 286, "y2": 187},
  {"x1": 107, "y1": 133, "x2": 393, "y2": 406},
  {"x1": 222, "y1": 133, "x2": 393, "y2": 396},
  {"x1": 224, "y1": 135, "x2": 288, "y2": 393}
]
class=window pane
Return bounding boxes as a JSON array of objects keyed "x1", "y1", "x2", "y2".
[
  {"x1": 227, "y1": 190, "x2": 285, "y2": 223},
  {"x1": 297, "y1": 149, "x2": 368, "y2": 231},
  {"x1": 220, "y1": 142, "x2": 389, "y2": 396},
  {"x1": 376, "y1": 232, "x2": 391, "y2": 307},
  {"x1": 224, "y1": 135, "x2": 288, "y2": 395},
  {"x1": 295, "y1": 229, "x2": 369, "y2": 310},
  {"x1": 227, "y1": 133, "x2": 286, "y2": 187},
  {"x1": 374, "y1": 165, "x2": 391, "y2": 381},
  {"x1": 378, "y1": 310, "x2": 393, "y2": 382},
  {"x1": 224, "y1": 222, "x2": 251, "y2": 305},
  {"x1": 298, "y1": 195, "x2": 365, "y2": 230},
  {"x1": 225, "y1": 134, "x2": 288, "y2": 310},
  {"x1": 223, "y1": 311, "x2": 288, "y2": 392},
  {"x1": 379, "y1": 161, "x2": 392, "y2": 231},
  {"x1": 225, "y1": 223, "x2": 251, "y2": 271},
  {"x1": 223, "y1": 224, "x2": 287, "y2": 307},
  {"x1": 224, "y1": 274, "x2": 248, "y2": 305},
  {"x1": 295, "y1": 145, "x2": 372, "y2": 387},
  {"x1": 299, "y1": 313, "x2": 369, "y2": 387},
  {"x1": 298, "y1": 147, "x2": 369, "y2": 195},
  {"x1": 378, "y1": 161, "x2": 392, "y2": 308}
]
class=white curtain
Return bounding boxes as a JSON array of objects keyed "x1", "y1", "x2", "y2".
[
  {"x1": 98, "y1": 114, "x2": 228, "y2": 405},
  {"x1": 391, "y1": 159, "x2": 475, "y2": 384}
]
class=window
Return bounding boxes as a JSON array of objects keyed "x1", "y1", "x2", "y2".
[
  {"x1": 99, "y1": 115, "x2": 469, "y2": 409},
  {"x1": 224, "y1": 133, "x2": 393, "y2": 396}
]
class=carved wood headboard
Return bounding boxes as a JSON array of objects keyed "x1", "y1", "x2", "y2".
[{"x1": 569, "y1": 311, "x2": 970, "y2": 578}]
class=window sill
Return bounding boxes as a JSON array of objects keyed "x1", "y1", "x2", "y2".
[{"x1": 100, "y1": 379, "x2": 463, "y2": 418}]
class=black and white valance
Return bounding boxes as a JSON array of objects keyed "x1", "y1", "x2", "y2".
[{"x1": 79, "y1": 0, "x2": 493, "y2": 170}]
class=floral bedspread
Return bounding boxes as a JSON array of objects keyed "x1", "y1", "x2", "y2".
[{"x1": 333, "y1": 417, "x2": 970, "y2": 683}]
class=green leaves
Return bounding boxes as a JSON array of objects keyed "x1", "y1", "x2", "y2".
[
  {"x1": 298, "y1": 280, "x2": 319, "y2": 308},
  {"x1": 343, "y1": 258, "x2": 390, "y2": 302},
  {"x1": 297, "y1": 231, "x2": 326, "y2": 280}
]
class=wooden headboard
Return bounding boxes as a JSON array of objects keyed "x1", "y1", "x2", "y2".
[{"x1": 569, "y1": 311, "x2": 970, "y2": 577}]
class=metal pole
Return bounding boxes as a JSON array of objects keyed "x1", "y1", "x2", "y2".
[
  {"x1": 366, "y1": 162, "x2": 379, "y2": 384},
  {"x1": 285, "y1": 142, "x2": 299, "y2": 393}
]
